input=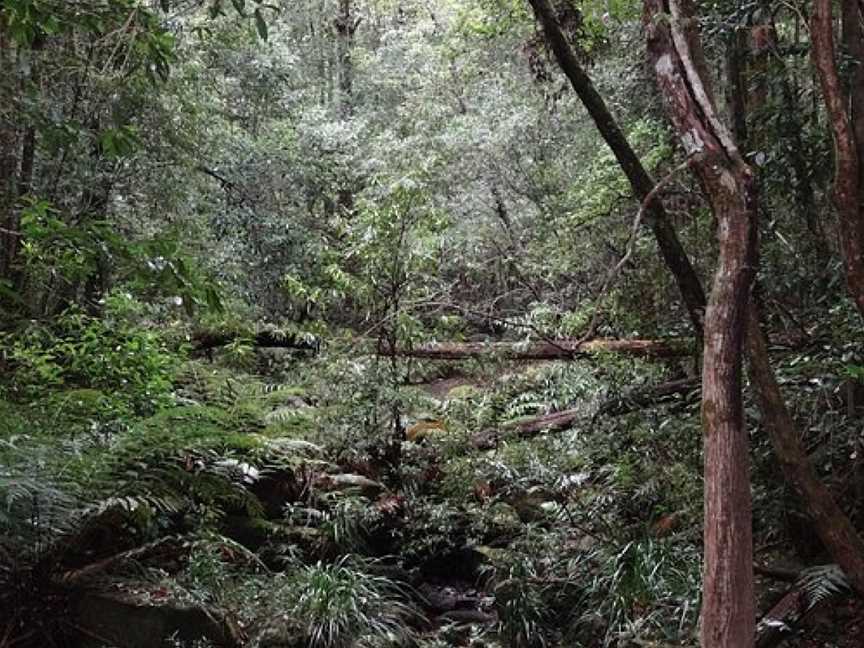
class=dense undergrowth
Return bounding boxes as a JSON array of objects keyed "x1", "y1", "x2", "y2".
[{"x1": 2, "y1": 299, "x2": 862, "y2": 647}]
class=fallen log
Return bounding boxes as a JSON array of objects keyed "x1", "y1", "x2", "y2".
[
  {"x1": 503, "y1": 408, "x2": 580, "y2": 435},
  {"x1": 471, "y1": 408, "x2": 583, "y2": 448},
  {"x1": 387, "y1": 338, "x2": 692, "y2": 361},
  {"x1": 470, "y1": 378, "x2": 701, "y2": 449},
  {"x1": 191, "y1": 330, "x2": 319, "y2": 353}
]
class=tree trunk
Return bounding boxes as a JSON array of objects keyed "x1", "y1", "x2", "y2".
[
  {"x1": 644, "y1": 1, "x2": 757, "y2": 645},
  {"x1": 333, "y1": 0, "x2": 358, "y2": 216},
  {"x1": 526, "y1": 0, "x2": 707, "y2": 337},
  {"x1": 724, "y1": 27, "x2": 749, "y2": 146},
  {"x1": 334, "y1": 0, "x2": 356, "y2": 119},
  {"x1": 0, "y1": 24, "x2": 19, "y2": 282},
  {"x1": 746, "y1": 310, "x2": 864, "y2": 595},
  {"x1": 812, "y1": 0, "x2": 864, "y2": 317}
]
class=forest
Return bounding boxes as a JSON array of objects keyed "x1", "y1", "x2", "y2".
[{"x1": 2, "y1": 0, "x2": 864, "y2": 646}]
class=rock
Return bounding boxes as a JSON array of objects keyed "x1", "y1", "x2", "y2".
[
  {"x1": 283, "y1": 395, "x2": 310, "y2": 409},
  {"x1": 250, "y1": 468, "x2": 301, "y2": 518},
  {"x1": 470, "y1": 428, "x2": 499, "y2": 450},
  {"x1": 75, "y1": 591, "x2": 242, "y2": 648},
  {"x1": 314, "y1": 473, "x2": 386, "y2": 498},
  {"x1": 221, "y1": 515, "x2": 273, "y2": 550}
]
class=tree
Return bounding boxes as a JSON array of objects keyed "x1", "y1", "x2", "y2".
[
  {"x1": 526, "y1": 0, "x2": 707, "y2": 337},
  {"x1": 811, "y1": 0, "x2": 864, "y2": 318},
  {"x1": 642, "y1": 0, "x2": 757, "y2": 644}
]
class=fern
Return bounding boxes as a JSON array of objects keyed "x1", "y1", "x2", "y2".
[
  {"x1": 797, "y1": 563, "x2": 850, "y2": 610},
  {"x1": 503, "y1": 391, "x2": 549, "y2": 420}
]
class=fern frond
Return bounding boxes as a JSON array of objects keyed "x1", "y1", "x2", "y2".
[{"x1": 797, "y1": 563, "x2": 849, "y2": 610}]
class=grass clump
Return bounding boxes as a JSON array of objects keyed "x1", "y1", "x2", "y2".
[{"x1": 254, "y1": 556, "x2": 420, "y2": 647}]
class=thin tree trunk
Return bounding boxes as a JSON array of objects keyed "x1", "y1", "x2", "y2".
[
  {"x1": 725, "y1": 28, "x2": 749, "y2": 145},
  {"x1": 334, "y1": 0, "x2": 356, "y2": 119},
  {"x1": 526, "y1": 0, "x2": 707, "y2": 337},
  {"x1": 812, "y1": 0, "x2": 864, "y2": 317},
  {"x1": 0, "y1": 24, "x2": 19, "y2": 281},
  {"x1": 842, "y1": 0, "x2": 864, "y2": 192},
  {"x1": 644, "y1": 1, "x2": 757, "y2": 645},
  {"x1": 333, "y1": 0, "x2": 358, "y2": 216}
]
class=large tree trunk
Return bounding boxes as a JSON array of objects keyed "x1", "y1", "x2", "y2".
[
  {"x1": 644, "y1": 1, "x2": 757, "y2": 645},
  {"x1": 526, "y1": 0, "x2": 707, "y2": 337},
  {"x1": 812, "y1": 0, "x2": 864, "y2": 317}
]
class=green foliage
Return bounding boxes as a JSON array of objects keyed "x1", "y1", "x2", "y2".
[
  {"x1": 0, "y1": 307, "x2": 178, "y2": 411},
  {"x1": 255, "y1": 557, "x2": 420, "y2": 648},
  {"x1": 494, "y1": 556, "x2": 553, "y2": 648}
]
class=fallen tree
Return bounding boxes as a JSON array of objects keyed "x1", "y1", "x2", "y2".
[
  {"x1": 470, "y1": 377, "x2": 700, "y2": 449},
  {"x1": 386, "y1": 338, "x2": 692, "y2": 361}
]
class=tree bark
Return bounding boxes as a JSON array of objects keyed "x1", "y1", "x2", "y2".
[
  {"x1": 746, "y1": 310, "x2": 864, "y2": 596},
  {"x1": 812, "y1": 0, "x2": 864, "y2": 317},
  {"x1": 526, "y1": 0, "x2": 707, "y2": 337},
  {"x1": 334, "y1": 0, "x2": 357, "y2": 120},
  {"x1": 0, "y1": 23, "x2": 19, "y2": 281},
  {"x1": 644, "y1": 1, "x2": 757, "y2": 645},
  {"x1": 842, "y1": 0, "x2": 864, "y2": 194},
  {"x1": 724, "y1": 27, "x2": 749, "y2": 146},
  {"x1": 333, "y1": 0, "x2": 358, "y2": 216}
]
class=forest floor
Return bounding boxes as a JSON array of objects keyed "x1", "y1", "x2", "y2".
[{"x1": 3, "y1": 339, "x2": 862, "y2": 647}]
